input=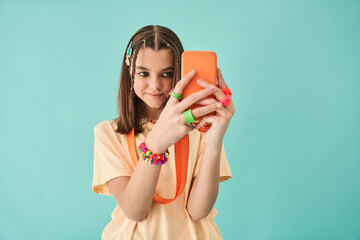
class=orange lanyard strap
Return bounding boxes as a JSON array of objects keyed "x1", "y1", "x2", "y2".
[{"x1": 127, "y1": 128, "x2": 189, "y2": 204}]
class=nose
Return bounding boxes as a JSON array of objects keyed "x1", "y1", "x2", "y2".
[{"x1": 148, "y1": 74, "x2": 162, "y2": 90}]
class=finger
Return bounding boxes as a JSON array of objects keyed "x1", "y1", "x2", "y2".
[
  {"x1": 196, "y1": 82, "x2": 234, "y2": 111},
  {"x1": 195, "y1": 117, "x2": 211, "y2": 131},
  {"x1": 174, "y1": 70, "x2": 196, "y2": 94},
  {"x1": 167, "y1": 70, "x2": 196, "y2": 104},
  {"x1": 191, "y1": 102, "x2": 223, "y2": 119},
  {"x1": 217, "y1": 68, "x2": 228, "y2": 89},
  {"x1": 195, "y1": 115, "x2": 220, "y2": 130},
  {"x1": 177, "y1": 84, "x2": 216, "y2": 112},
  {"x1": 194, "y1": 103, "x2": 233, "y2": 130},
  {"x1": 194, "y1": 98, "x2": 230, "y2": 117},
  {"x1": 196, "y1": 78, "x2": 226, "y2": 102},
  {"x1": 194, "y1": 98, "x2": 218, "y2": 106}
]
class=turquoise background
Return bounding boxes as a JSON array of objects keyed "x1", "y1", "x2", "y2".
[{"x1": 1, "y1": 0, "x2": 359, "y2": 239}]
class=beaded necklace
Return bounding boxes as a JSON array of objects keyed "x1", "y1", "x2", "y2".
[
  {"x1": 143, "y1": 116, "x2": 157, "y2": 132},
  {"x1": 143, "y1": 116, "x2": 157, "y2": 124}
]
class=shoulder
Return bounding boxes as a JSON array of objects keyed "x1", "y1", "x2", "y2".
[
  {"x1": 93, "y1": 119, "x2": 123, "y2": 140},
  {"x1": 94, "y1": 119, "x2": 117, "y2": 132},
  {"x1": 93, "y1": 119, "x2": 131, "y2": 150}
]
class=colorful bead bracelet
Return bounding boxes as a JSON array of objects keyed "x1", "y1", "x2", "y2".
[{"x1": 137, "y1": 141, "x2": 169, "y2": 165}]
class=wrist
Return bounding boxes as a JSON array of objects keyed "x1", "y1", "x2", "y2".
[
  {"x1": 139, "y1": 140, "x2": 169, "y2": 166},
  {"x1": 145, "y1": 132, "x2": 167, "y2": 154}
]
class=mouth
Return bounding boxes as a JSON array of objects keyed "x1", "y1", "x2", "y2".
[{"x1": 146, "y1": 93, "x2": 164, "y2": 98}]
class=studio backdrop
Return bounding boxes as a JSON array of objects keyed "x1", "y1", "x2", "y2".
[{"x1": 0, "y1": 0, "x2": 359, "y2": 239}]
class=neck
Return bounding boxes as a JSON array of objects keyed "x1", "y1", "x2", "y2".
[
  {"x1": 143, "y1": 116, "x2": 157, "y2": 124},
  {"x1": 145, "y1": 107, "x2": 163, "y2": 121},
  {"x1": 147, "y1": 114, "x2": 159, "y2": 121}
]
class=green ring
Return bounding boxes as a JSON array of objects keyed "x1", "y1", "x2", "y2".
[
  {"x1": 183, "y1": 109, "x2": 196, "y2": 124},
  {"x1": 171, "y1": 91, "x2": 182, "y2": 100}
]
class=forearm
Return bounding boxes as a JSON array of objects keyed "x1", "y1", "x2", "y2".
[
  {"x1": 186, "y1": 142, "x2": 221, "y2": 221},
  {"x1": 121, "y1": 137, "x2": 162, "y2": 221}
]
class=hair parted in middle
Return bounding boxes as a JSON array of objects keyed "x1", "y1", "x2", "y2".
[{"x1": 114, "y1": 25, "x2": 184, "y2": 135}]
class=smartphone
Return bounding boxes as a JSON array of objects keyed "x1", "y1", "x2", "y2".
[{"x1": 181, "y1": 51, "x2": 217, "y2": 132}]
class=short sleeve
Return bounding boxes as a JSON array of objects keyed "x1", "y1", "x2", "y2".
[
  {"x1": 92, "y1": 121, "x2": 133, "y2": 195},
  {"x1": 193, "y1": 132, "x2": 232, "y2": 183}
]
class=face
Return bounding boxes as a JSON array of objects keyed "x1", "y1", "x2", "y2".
[{"x1": 132, "y1": 47, "x2": 174, "y2": 119}]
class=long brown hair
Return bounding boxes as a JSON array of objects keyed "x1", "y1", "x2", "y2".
[{"x1": 114, "y1": 25, "x2": 184, "y2": 135}]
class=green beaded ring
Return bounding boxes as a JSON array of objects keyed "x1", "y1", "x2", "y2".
[{"x1": 183, "y1": 109, "x2": 196, "y2": 124}]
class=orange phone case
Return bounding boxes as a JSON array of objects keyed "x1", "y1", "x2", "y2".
[{"x1": 181, "y1": 51, "x2": 217, "y2": 132}]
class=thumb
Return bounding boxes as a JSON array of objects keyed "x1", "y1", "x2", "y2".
[{"x1": 217, "y1": 68, "x2": 228, "y2": 89}]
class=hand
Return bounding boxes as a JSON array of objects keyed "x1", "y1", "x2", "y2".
[
  {"x1": 146, "y1": 70, "x2": 221, "y2": 153},
  {"x1": 193, "y1": 68, "x2": 235, "y2": 147}
]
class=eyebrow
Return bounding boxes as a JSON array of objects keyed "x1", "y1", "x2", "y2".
[{"x1": 136, "y1": 66, "x2": 174, "y2": 71}]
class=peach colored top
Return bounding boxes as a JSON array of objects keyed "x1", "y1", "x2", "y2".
[{"x1": 92, "y1": 119, "x2": 232, "y2": 240}]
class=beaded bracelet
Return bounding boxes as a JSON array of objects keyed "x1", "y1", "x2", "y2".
[{"x1": 137, "y1": 141, "x2": 169, "y2": 165}]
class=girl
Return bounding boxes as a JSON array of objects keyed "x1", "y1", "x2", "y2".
[{"x1": 92, "y1": 25, "x2": 235, "y2": 240}]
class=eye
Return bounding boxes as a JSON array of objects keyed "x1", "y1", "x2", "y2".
[
  {"x1": 137, "y1": 72, "x2": 149, "y2": 77},
  {"x1": 162, "y1": 72, "x2": 173, "y2": 78}
]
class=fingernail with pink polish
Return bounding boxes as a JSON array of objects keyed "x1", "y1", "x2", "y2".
[{"x1": 210, "y1": 86, "x2": 215, "y2": 90}]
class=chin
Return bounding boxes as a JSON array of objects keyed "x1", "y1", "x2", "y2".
[
  {"x1": 148, "y1": 104, "x2": 163, "y2": 109},
  {"x1": 146, "y1": 101, "x2": 165, "y2": 109}
]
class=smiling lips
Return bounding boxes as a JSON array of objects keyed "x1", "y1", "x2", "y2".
[{"x1": 147, "y1": 93, "x2": 164, "y2": 98}]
